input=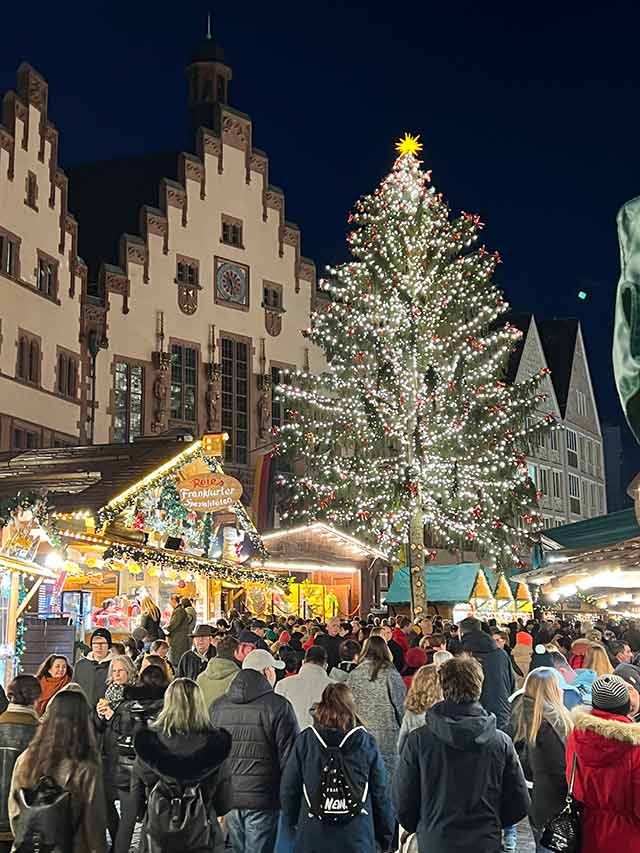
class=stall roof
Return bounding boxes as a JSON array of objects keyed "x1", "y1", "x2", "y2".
[
  {"x1": 0, "y1": 436, "x2": 199, "y2": 512},
  {"x1": 384, "y1": 563, "x2": 498, "y2": 605},
  {"x1": 542, "y1": 509, "x2": 640, "y2": 551}
]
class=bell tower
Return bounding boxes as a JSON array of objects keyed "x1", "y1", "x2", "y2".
[{"x1": 186, "y1": 15, "x2": 233, "y2": 145}]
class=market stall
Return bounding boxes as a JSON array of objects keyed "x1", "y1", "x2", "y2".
[
  {"x1": 0, "y1": 435, "x2": 278, "y2": 642},
  {"x1": 384, "y1": 562, "x2": 502, "y2": 621}
]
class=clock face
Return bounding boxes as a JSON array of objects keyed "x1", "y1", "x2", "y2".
[{"x1": 216, "y1": 261, "x2": 248, "y2": 307}]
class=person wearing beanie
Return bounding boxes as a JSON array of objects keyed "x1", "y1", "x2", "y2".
[
  {"x1": 73, "y1": 627, "x2": 114, "y2": 709},
  {"x1": 566, "y1": 674, "x2": 640, "y2": 853},
  {"x1": 529, "y1": 643, "x2": 554, "y2": 672},
  {"x1": 511, "y1": 631, "x2": 533, "y2": 689}
]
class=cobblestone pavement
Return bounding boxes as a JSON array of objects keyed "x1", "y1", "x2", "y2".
[{"x1": 131, "y1": 819, "x2": 537, "y2": 851}]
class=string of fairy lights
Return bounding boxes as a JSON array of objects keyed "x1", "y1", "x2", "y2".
[{"x1": 274, "y1": 136, "x2": 553, "y2": 569}]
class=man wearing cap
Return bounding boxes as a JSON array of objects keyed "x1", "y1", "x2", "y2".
[
  {"x1": 567, "y1": 674, "x2": 640, "y2": 852},
  {"x1": 177, "y1": 624, "x2": 217, "y2": 680},
  {"x1": 210, "y1": 648, "x2": 299, "y2": 852},
  {"x1": 237, "y1": 618, "x2": 270, "y2": 651},
  {"x1": 73, "y1": 627, "x2": 114, "y2": 708}
]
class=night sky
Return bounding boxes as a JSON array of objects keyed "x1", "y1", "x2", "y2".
[{"x1": 3, "y1": 1, "x2": 640, "y2": 492}]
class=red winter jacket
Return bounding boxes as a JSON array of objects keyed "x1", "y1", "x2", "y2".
[
  {"x1": 391, "y1": 627, "x2": 410, "y2": 654},
  {"x1": 568, "y1": 638, "x2": 591, "y2": 671},
  {"x1": 566, "y1": 708, "x2": 640, "y2": 853}
]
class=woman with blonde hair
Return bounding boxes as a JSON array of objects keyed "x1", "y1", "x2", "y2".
[
  {"x1": 510, "y1": 668, "x2": 573, "y2": 850},
  {"x1": 132, "y1": 678, "x2": 231, "y2": 852},
  {"x1": 398, "y1": 664, "x2": 442, "y2": 753},
  {"x1": 139, "y1": 595, "x2": 163, "y2": 642},
  {"x1": 573, "y1": 642, "x2": 613, "y2": 704}
]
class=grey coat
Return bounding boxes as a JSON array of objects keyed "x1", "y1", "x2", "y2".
[{"x1": 347, "y1": 660, "x2": 406, "y2": 781}]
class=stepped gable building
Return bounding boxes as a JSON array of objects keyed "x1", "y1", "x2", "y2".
[
  {"x1": 505, "y1": 313, "x2": 607, "y2": 527},
  {"x1": 0, "y1": 32, "x2": 321, "y2": 500},
  {"x1": 0, "y1": 64, "x2": 86, "y2": 449}
]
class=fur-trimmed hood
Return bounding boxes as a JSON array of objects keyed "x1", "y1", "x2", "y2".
[
  {"x1": 571, "y1": 707, "x2": 640, "y2": 771},
  {"x1": 134, "y1": 726, "x2": 231, "y2": 783},
  {"x1": 572, "y1": 707, "x2": 640, "y2": 745}
]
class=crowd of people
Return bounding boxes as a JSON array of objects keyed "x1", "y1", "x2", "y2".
[{"x1": 1, "y1": 597, "x2": 640, "y2": 852}]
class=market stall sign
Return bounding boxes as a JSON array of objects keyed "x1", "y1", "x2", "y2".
[{"x1": 177, "y1": 474, "x2": 243, "y2": 513}]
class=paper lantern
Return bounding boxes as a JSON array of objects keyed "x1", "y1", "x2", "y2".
[
  {"x1": 166, "y1": 570, "x2": 178, "y2": 581},
  {"x1": 147, "y1": 566, "x2": 160, "y2": 578},
  {"x1": 127, "y1": 562, "x2": 142, "y2": 575}
]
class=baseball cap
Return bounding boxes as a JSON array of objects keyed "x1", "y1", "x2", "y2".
[{"x1": 242, "y1": 649, "x2": 285, "y2": 671}]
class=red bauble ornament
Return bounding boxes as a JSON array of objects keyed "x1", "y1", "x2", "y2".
[
  {"x1": 403, "y1": 482, "x2": 418, "y2": 498},
  {"x1": 472, "y1": 505, "x2": 482, "y2": 519},
  {"x1": 132, "y1": 512, "x2": 145, "y2": 531},
  {"x1": 177, "y1": 580, "x2": 186, "y2": 589}
]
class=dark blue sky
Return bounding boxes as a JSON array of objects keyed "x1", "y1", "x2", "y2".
[{"x1": 3, "y1": 0, "x2": 640, "y2": 489}]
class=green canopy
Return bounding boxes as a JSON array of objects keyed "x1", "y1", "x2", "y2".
[
  {"x1": 544, "y1": 508, "x2": 640, "y2": 552},
  {"x1": 384, "y1": 562, "x2": 498, "y2": 605}
]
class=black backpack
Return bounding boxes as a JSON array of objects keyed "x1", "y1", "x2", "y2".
[
  {"x1": 144, "y1": 777, "x2": 212, "y2": 853},
  {"x1": 13, "y1": 776, "x2": 77, "y2": 853},
  {"x1": 303, "y1": 726, "x2": 369, "y2": 824}
]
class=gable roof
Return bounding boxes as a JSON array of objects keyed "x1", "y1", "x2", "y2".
[
  {"x1": 536, "y1": 318, "x2": 579, "y2": 417},
  {"x1": 384, "y1": 562, "x2": 498, "y2": 605},
  {"x1": 501, "y1": 312, "x2": 533, "y2": 384}
]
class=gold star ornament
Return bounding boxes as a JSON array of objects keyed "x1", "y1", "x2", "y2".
[{"x1": 395, "y1": 133, "x2": 423, "y2": 157}]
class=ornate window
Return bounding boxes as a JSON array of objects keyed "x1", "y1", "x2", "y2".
[
  {"x1": 113, "y1": 359, "x2": 144, "y2": 443},
  {"x1": 170, "y1": 343, "x2": 198, "y2": 423},
  {"x1": 0, "y1": 228, "x2": 20, "y2": 278},
  {"x1": 25, "y1": 171, "x2": 38, "y2": 210},
  {"x1": 56, "y1": 349, "x2": 79, "y2": 399},
  {"x1": 175, "y1": 256, "x2": 200, "y2": 316},
  {"x1": 37, "y1": 252, "x2": 58, "y2": 299},
  {"x1": 263, "y1": 281, "x2": 284, "y2": 336},
  {"x1": 11, "y1": 424, "x2": 40, "y2": 450},
  {"x1": 16, "y1": 331, "x2": 41, "y2": 385},
  {"x1": 221, "y1": 215, "x2": 243, "y2": 248},
  {"x1": 221, "y1": 335, "x2": 249, "y2": 465}
]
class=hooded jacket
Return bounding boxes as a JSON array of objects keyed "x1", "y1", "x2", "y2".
[
  {"x1": 566, "y1": 707, "x2": 640, "y2": 853},
  {"x1": 196, "y1": 656, "x2": 240, "y2": 708},
  {"x1": 280, "y1": 724, "x2": 394, "y2": 853},
  {"x1": 393, "y1": 700, "x2": 529, "y2": 853},
  {"x1": 133, "y1": 725, "x2": 232, "y2": 820},
  {"x1": 74, "y1": 652, "x2": 113, "y2": 708},
  {"x1": 209, "y1": 669, "x2": 299, "y2": 809},
  {"x1": 461, "y1": 630, "x2": 515, "y2": 730},
  {"x1": 508, "y1": 694, "x2": 569, "y2": 830}
]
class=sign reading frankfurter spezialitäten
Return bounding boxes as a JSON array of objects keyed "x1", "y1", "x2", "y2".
[{"x1": 177, "y1": 474, "x2": 243, "y2": 513}]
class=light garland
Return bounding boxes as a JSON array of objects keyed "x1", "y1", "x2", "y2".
[
  {"x1": 102, "y1": 542, "x2": 280, "y2": 587},
  {"x1": 274, "y1": 143, "x2": 550, "y2": 569}
]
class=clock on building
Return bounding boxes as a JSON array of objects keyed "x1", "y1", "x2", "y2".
[{"x1": 215, "y1": 259, "x2": 249, "y2": 308}]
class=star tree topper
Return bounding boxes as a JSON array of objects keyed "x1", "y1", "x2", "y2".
[{"x1": 395, "y1": 132, "x2": 423, "y2": 157}]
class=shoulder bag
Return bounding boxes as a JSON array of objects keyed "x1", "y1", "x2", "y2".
[{"x1": 539, "y1": 751, "x2": 582, "y2": 853}]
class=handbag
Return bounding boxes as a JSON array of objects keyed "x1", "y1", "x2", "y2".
[{"x1": 539, "y1": 751, "x2": 582, "y2": 853}]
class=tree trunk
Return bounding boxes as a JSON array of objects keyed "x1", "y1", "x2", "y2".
[{"x1": 408, "y1": 504, "x2": 427, "y2": 617}]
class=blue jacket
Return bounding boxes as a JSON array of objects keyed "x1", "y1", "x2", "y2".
[
  {"x1": 572, "y1": 669, "x2": 597, "y2": 704},
  {"x1": 280, "y1": 724, "x2": 394, "y2": 853}
]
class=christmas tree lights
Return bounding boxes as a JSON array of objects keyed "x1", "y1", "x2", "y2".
[{"x1": 275, "y1": 138, "x2": 551, "y2": 604}]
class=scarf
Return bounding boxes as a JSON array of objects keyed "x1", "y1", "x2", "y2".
[
  {"x1": 36, "y1": 674, "x2": 71, "y2": 716},
  {"x1": 105, "y1": 682, "x2": 126, "y2": 709}
]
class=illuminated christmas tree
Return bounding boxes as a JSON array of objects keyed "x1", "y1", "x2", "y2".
[{"x1": 275, "y1": 135, "x2": 552, "y2": 614}]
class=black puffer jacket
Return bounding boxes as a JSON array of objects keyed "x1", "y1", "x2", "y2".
[
  {"x1": 177, "y1": 647, "x2": 217, "y2": 681},
  {"x1": 133, "y1": 726, "x2": 232, "y2": 819},
  {"x1": 393, "y1": 700, "x2": 529, "y2": 853},
  {"x1": 94, "y1": 684, "x2": 166, "y2": 795},
  {"x1": 461, "y1": 630, "x2": 515, "y2": 730},
  {"x1": 210, "y1": 669, "x2": 299, "y2": 809}
]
